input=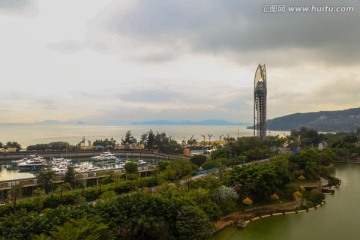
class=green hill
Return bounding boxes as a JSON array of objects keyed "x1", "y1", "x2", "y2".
[{"x1": 267, "y1": 107, "x2": 360, "y2": 132}]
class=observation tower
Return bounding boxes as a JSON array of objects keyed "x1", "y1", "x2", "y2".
[{"x1": 253, "y1": 64, "x2": 267, "y2": 139}]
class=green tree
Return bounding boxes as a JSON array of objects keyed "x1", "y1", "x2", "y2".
[
  {"x1": 122, "y1": 131, "x2": 137, "y2": 149},
  {"x1": 231, "y1": 162, "x2": 288, "y2": 201},
  {"x1": 160, "y1": 159, "x2": 197, "y2": 181},
  {"x1": 290, "y1": 127, "x2": 322, "y2": 147},
  {"x1": 175, "y1": 205, "x2": 214, "y2": 240},
  {"x1": 190, "y1": 155, "x2": 207, "y2": 167},
  {"x1": 110, "y1": 172, "x2": 123, "y2": 187},
  {"x1": 132, "y1": 214, "x2": 168, "y2": 240},
  {"x1": 37, "y1": 167, "x2": 57, "y2": 194},
  {"x1": 270, "y1": 154, "x2": 291, "y2": 186},
  {"x1": 5, "y1": 141, "x2": 22, "y2": 151},
  {"x1": 33, "y1": 188, "x2": 44, "y2": 212},
  {"x1": 27, "y1": 142, "x2": 72, "y2": 151},
  {"x1": 48, "y1": 141, "x2": 70, "y2": 151},
  {"x1": 125, "y1": 162, "x2": 138, "y2": 175},
  {"x1": 10, "y1": 183, "x2": 24, "y2": 208},
  {"x1": 49, "y1": 217, "x2": 114, "y2": 240},
  {"x1": 161, "y1": 138, "x2": 183, "y2": 154},
  {"x1": 202, "y1": 159, "x2": 222, "y2": 170},
  {"x1": 288, "y1": 149, "x2": 321, "y2": 180},
  {"x1": 211, "y1": 136, "x2": 272, "y2": 161},
  {"x1": 140, "y1": 130, "x2": 156, "y2": 149},
  {"x1": 55, "y1": 183, "x2": 71, "y2": 198},
  {"x1": 64, "y1": 166, "x2": 78, "y2": 188},
  {"x1": 98, "y1": 190, "x2": 117, "y2": 203},
  {"x1": 0, "y1": 209, "x2": 45, "y2": 239},
  {"x1": 319, "y1": 148, "x2": 336, "y2": 166},
  {"x1": 158, "y1": 160, "x2": 172, "y2": 172},
  {"x1": 142, "y1": 131, "x2": 183, "y2": 154},
  {"x1": 92, "y1": 138, "x2": 117, "y2": 149}
]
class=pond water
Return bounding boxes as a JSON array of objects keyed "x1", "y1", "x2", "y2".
[{"x1": 212, "y1": 163, "x2": 360, "y2": 240}]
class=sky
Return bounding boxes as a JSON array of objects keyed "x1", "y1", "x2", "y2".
[{"x1": 0, "y1": 0, "x2": 359, "y2": 124}]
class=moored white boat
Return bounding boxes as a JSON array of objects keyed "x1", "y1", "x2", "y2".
[
  {"x1": 137, "y1": 159, "x2": 148, "y2": 166},
  {"x1": 91, "y1": 152, "x2": 119, "y2": 162},
  {"x1": 50, "y1": 157, "x2": 73, "y2": 174},
  {"x1": 16, "y1": 156, "x2": 47, "y2": 169}
]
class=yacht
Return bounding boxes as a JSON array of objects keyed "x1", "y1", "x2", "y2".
[
  {"x1": 50, "y1": 157, "x2": 72, "y2": 174},
  {"x1": 137, "y1": 159, "x2": 148, "y2": 166},
  {"x1": 91, "y1": 152, "x2": 119, "y2": 162},
  {"x1": 12, "y1": 154, "x2": 39, "y2": 165},
  {"x1": 16, "y1": 155, "x2": 47, "y2": 169}
]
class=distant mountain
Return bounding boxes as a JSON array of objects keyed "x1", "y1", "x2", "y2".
[
  {"x1": 131, "y1": 119, "x2": 248, "y2": 126},
  {"x1": 34, "y1": 120, "x2": 87, "y2": 125},
  {"x1": 267, "y1": 107, "x2": 360, "y2": 132},
  {"x1": 3, "y1": 119, "x2": 247, "y2": 126},
  {"x1": 37, "y1": 120, "x2": 61, "y2": 125}
]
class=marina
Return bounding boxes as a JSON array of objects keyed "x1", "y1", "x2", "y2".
[
  {"x1": 0, "y1": 151, "x2": 177, "y2": 181},
  {"x1": 0, "y1": 151, "x2": 163, "y2": 200}
]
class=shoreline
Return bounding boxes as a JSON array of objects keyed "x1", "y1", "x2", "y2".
[{"x1": 214, "y1": 198, "x2": 326, "y2": 233}]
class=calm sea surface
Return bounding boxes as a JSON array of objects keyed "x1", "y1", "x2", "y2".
[
  {"x1": 0, "y1": 124, "x2": 287, "y2": 147},
  {"x1": 212, "y1": 163, "x2": 360, "y2": 240}
]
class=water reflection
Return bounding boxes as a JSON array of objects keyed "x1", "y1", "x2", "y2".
[{"x1": 0, "y1": 164, "x2": 35, "y2": 181}]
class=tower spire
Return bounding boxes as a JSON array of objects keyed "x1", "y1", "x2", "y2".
[{"x1": 253, "y1": 64, "x2": 267, "y2": 139}]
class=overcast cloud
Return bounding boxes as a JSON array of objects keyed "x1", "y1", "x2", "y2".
[{"x1": 0, "y1": 0, "x2": 359, "y2": 124}]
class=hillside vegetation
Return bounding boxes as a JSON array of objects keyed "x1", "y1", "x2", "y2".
[{"x1": 267, "y1": 107, "x2": 360, "y2": 132}]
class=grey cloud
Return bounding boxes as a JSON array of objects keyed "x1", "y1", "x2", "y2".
[
  {"x1": 0, "y1": 108, "x2": 13, "y2": 113},
  {"x1": 69, "y1": 91, "x2": 107, "y2": 100},
  {"x1": 267, "y1": 76, "x2": 360, "y2": 118},
  {"x1": 76, "y1": 86, "x2": 253, "y2": 123},
  {"x1": 47, "y1": 40, "x2": 84, "y2": 54},
  {"x1": 117, "y1": 88, "x2": 210, "y2": 104},
  {"x1": 306, "y1": 77, "x2": 360, "y2": 105},
  {"x1": 138, "y1": 51, "x2": 178, "y2": 63},
  {"x1": 0, "y1": 0, "x2": 37, "y2": 17},
  {"x1": 0, "y1": 0, "x2": 31, "y2": 9},
  {"x1": 0, "y1": 91, "x2": 27, "y2": 100},
  {"x1": 97, "y1": 0, "x2": 360, "y2": 66},
  {"x1": 119, "y1": 89, "x2": 175, "y2": 103},
  {"x1": 91, "y1": 103, "x2": 247, "y2": 123},
  {"x1": 34, "y1": 98, "x2": 58, "y2": 110},
  {"x1": 217, "y1": 86, "x2": 253, "y2": 111}
]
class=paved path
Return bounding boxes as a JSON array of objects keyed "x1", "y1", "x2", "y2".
[{"x1": 215, "y1": 197, "x2": 303, "y2": 230}]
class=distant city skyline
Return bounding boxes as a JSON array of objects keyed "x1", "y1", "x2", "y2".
[{"x1": 0, "y1": 0, "x2": 359, "y2": 124}]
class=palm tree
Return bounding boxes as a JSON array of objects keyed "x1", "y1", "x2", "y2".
[{"x1": 49, "y1": 217, "x2": 114, "y2": 240}]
